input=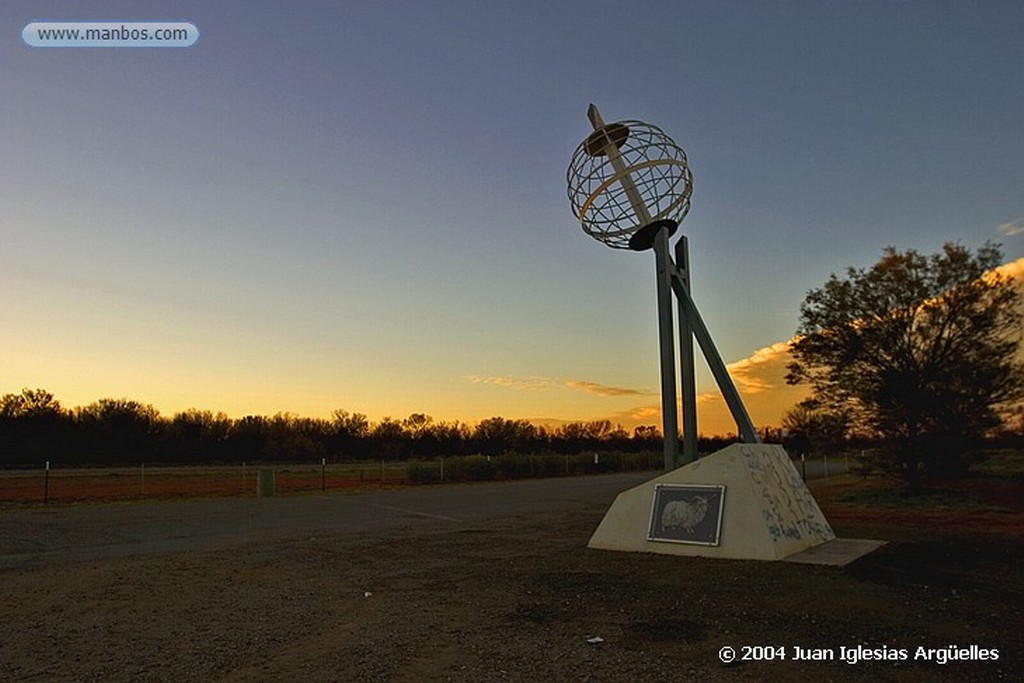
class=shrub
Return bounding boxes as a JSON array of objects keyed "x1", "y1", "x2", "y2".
[
  {"x1": 407, "y1": 460, "x2": 442, "y2": 483},
  {"x1": 464, "y1": 454, "x2": 495, "y2": 481},
  {"x1": 495, "y1": 454, "x2": 533, "y2": 479}
]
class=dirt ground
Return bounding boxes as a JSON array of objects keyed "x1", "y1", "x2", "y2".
[{"x1": 1, "y1": 473, "x2": 1021, "y2": 682}]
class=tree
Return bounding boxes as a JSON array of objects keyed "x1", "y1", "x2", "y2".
[
  {"x1": 403, "y1": 413, "x2": 434, "y2": 457},
  {"x1": 266, "y1": 413, "x2": 327, "y2": 461},
  {"x1": 76, "y1": 398, "x2": 162, "y2": 462},
  {"x1": 632, "y1": 425, "x2": 660, "y2": 441},
  {"x1": 787, "y1": 242, "x2": 1024, "y2": 489},
  {"x1": 328, "y1": 409, "x2": 371, "y2": 459},
  {"x1": 781, "y1": 399, "x2": 849, "y2": 456},
  {"x1": 554, "y1": 419, "x2": 614, "y2": 453},
  {"x1": 164, "y1": 409, "x2": 231, "y2": 461},
  {"x1": 472, "y1": 417, "x2": 537, "y2": 455},
  {"x1": 0, "y1": 388, "x2": 72, "y2": 464},
  {"x1": 427, "y1": 420, "x2": 471, "y2": 456},
  {"x1": 227, "y1": 415, "x2": 270, "y2": 461},
  {"x1": 372, "y1": 417, "x2": 407, "y2": 459}
]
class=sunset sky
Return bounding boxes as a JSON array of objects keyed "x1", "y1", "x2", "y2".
[{"x1": 3, "y1": 1, "x2": 1023, "y2": 435}]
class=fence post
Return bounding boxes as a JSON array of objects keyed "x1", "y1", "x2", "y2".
[
  {"x1": 44, "y1": 460, "x2": 50, "y2": 505},
  {"x1": 257, "y1": 469, "x2": 275, "y2": 497}
]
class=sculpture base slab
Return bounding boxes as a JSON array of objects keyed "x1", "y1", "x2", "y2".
[{"x1": 783, "y1": 538, "x2": 887, "y2": 566}]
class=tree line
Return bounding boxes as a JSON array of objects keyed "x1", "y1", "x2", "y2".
[
  {"x1": 5, "y1": 243, "x2": 1020, "y2": 485},
  {"x1": 0, "y1": 389, "x2": 734, "y2": 467}
]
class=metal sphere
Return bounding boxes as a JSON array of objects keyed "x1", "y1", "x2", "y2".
[{"x1": 567, "y1": 119, "x2": 693, "y2": 250}]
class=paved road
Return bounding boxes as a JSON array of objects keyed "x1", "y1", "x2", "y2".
[
  {"x1": 1, "y1": 472, "x2": 654, "y2": 570},
  {"x1": 2, "y1": 457, "x2": 850, "y2": 572}
]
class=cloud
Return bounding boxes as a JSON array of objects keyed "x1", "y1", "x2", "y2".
[
  {"x1": 994, "y1": 258, "x2": 1024, "y2": 323},
  {"x1": 992, "y1": 256, "x2": 1024, "y2": 281},
  {"x1": 998, "y1": 219, "x2": 1024, "y2": 237},
  {"x1": 463, "y1": 375, "x2": 553, "y2": 390},
  {"x1": 610, "y1": 403, "x2": 662, "y2": 425},
  {"x1": 602, "y1": 340, "x2": 811, "y2": 434},
  {"x1": 599, "y1": 257, "x2": 1024, "y2": 435},
  {"x1": 724, "y1": 340, "x2": 794, "y2": 395},
  {"x1": 464, "y1": 375, "x2": 652, "y2": 397},
  {"x1": 564, "y1": 380, "x2": 652, "y2": 397}
]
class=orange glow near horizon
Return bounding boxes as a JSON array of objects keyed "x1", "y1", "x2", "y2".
[{"x1": 4, "y1": 259, "x2": 1021, "y2": 438}]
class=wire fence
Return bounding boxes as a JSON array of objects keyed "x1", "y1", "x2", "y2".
[
  {"x1": 1, "y1": 452, "x2": 848, "y2": 507},
  {"x1": 0, "y1": 461, "x2": 415, "y2": 506}
]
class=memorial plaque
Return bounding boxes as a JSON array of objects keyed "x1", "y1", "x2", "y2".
[{"x1": 647, "y1": 484, "x2": 725, "y2": 545}]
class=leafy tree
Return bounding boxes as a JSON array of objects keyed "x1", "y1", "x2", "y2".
[
  {"x1": 0, "y1": 388, "x2": 64, "y2": 419},
  {"x1": 609, "y1": 424, "x2": 631, "y2": 442},
  {"x1": 472, "y1": 417, "x2": 537, "y2": 455},
  {"x1": 227, "y1": 415, "x2": 270, "y2": 461},
  {"x1": 76, "y1": 398, "x2": 162, "y2": 462},
  {"x1": 403, "y1": 413, "x2": 434, "y2": 457},
  {"x1": 554, "y1": 419, "x2": 615, "y2": 453},
  {"x1": 427, "y1": 420, "x2": 471, "y2": 456},
  {"x1": 993, "y1": 404, "x2": 1024, "y2": 446},
  {"x1": 781, "y1": 399, "x2": 849, "y2": 456},
  {"x1": 266, "y1": 413, "x2": 327, "y2": 461},
  {"x1": 632, "y1": 425, "x2": 660, "y2": 441},
  {"x1": 0, "y1": 388, "x2": 72, "y2": 464},
  {"x1": 331, "y1": 409, "x2": 370, "y2": 438},
  {"x1": 787, "y1": 242, "x2": 1024, "y2": 489},
  {"x1": 372, "y1": 417, "x2": 407, "y2": 459},
  {"x1": 165, "y1": 409, "x2": 231, "y2": 461},
  {"x1": 329, "y1": 409, "x2": 371, "y2": 459}
]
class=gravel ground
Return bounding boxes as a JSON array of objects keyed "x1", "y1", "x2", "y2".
[{"x1": 2, "y1": 477, "x2": 1021, "y2": 682}]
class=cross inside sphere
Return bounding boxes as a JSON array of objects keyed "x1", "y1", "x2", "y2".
[{"x1": 566, "y1": 105, "x2": 693, "y2": 250}]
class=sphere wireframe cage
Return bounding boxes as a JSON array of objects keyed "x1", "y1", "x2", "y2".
[{"x1": 567, "y1": 119, "x2": 694, "y2": 249}]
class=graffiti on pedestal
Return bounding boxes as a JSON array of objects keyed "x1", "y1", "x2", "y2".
[{"x1": 740, "y1": 445, "x2": 834, "y2": 544}]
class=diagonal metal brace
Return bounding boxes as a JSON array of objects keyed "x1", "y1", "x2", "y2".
[{"x1": 669, "y1": 262, "x2": 760, "y2": 444}]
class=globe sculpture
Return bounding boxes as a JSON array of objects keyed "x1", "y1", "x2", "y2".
[
  {"x1": 566, "y1": 105, "x2": 757, "y2": 471},
  {"x1": 567, "y1": 106, "x2": 693, "y2": 250},
  {"x1": 569, "y1": 108, "x2": 841, "y2": 565}
]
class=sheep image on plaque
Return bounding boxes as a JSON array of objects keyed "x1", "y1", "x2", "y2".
[{"x1": 648, "y1": 484, "x2": 725, "y2": 545}]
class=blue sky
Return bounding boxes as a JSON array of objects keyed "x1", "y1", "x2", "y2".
[{"x1": 2, "y1": 1, "x2": 1022, "y2": 433}]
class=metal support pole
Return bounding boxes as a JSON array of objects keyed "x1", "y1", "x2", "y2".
[
  {"x1": 653, "y1": 227, "x2": 681, "y2": 471},
  {"x1": 675, "y1": 236, "x2": 699, "y2": 463}
]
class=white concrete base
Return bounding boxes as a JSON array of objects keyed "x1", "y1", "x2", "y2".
[
  {"x1": 588, "y1": 444, "x2": 836, "y2": 561},
  {"x1": 782, "y1": 538, "x2": 887, "y2": 566}
]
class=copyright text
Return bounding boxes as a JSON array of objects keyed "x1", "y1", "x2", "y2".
[{"x1": 718, "y1": 644, "x2": 1000, "y2": 665}]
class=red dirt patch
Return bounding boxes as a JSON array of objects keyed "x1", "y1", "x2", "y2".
[
  {"x1": 0, "y1": 466, "x2": 412, "y2": 507},
  {"x1": 810, "y1": 474, "x2": 1024, "y2": 537}
]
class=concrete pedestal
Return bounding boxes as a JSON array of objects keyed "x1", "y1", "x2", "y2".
[{"x1": 589, "y1": 444, "x2": 835, "y2": 561}]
